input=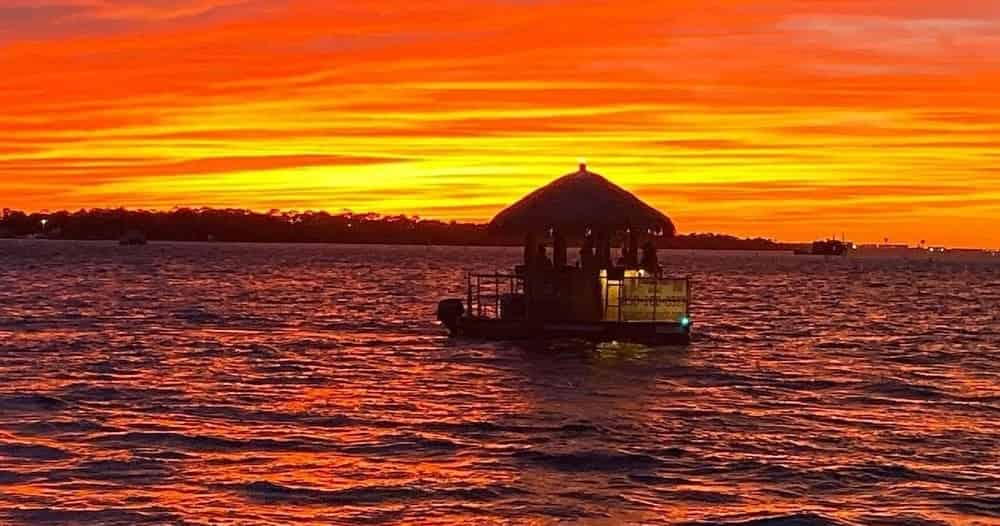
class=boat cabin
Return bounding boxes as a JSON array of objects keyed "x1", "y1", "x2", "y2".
[{"x1": 439, "y1": 229, "x2": 692, "y2": 345}]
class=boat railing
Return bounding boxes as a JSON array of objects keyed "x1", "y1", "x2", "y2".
[
  {"x1": 466, "y1": 272, "x2": 525, "y2": 319},
  {"x1": 465, "y1": 269, "x2": 690, "y2": 324}
]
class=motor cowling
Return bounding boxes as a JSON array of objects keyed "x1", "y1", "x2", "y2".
[{"x1": 436, "y1": 299, "x2": 464, "y2": 336}]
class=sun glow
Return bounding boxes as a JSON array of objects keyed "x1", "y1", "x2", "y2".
[{"x1": 3, "y1": 1, "x2": 1000, "y2": 247}]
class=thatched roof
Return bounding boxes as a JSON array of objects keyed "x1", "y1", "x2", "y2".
[{"x1": 489, "y1": 164, "x2": 675, "y2": 235}]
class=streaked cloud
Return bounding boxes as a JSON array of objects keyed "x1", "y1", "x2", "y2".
[{"x1": 2, "y1": 1, "x2": 1000, "y2": 246}]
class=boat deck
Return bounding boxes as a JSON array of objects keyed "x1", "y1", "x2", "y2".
[{"x1": 440, "y1": 269, "x2": 693, "y2": 345}]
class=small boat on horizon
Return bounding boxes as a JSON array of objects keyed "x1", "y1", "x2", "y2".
[
  {"x1": 794, "y1": 239, "x2": 852, "y2": 256},
  {"x1": 119, "y1": 229, "x2": 147, "y2": 245}
]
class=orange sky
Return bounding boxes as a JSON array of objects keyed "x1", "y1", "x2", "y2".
[{"x1": 2, "y1": 1, "x2": 1000, "y2": 247}]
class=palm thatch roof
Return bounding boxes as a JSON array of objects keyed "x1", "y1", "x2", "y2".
[{"x1": 489, "y1": 164, "x2": 675, "y2": 235}]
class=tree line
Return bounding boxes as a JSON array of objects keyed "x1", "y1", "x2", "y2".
[{"x1": 0, "y1": 207, "x2": 790, "y2": 250}]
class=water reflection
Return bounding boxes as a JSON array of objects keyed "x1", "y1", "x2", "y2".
[{"x1": 0, "y1": 241, "x2": 997, "y2": 525}]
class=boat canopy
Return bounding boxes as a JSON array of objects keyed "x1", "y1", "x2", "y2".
[{"x1": 488, "y1": 164, "x2": 675, "y2": 236}]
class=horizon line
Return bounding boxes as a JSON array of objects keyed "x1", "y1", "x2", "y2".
[{"x1": 4, "y1": 205, "x2": 997, "y2": 251}]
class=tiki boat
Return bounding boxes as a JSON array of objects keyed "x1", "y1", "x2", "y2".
[{"x1": 437, "y1": 164, "x2": 693, "y2": 345}]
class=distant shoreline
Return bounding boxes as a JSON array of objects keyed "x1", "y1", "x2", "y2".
[
  {"x1": 0, "y1": 208, "x2": 793, "y2": 251},
  {"x1": 0, "y1": 237, "x2": 796, "y2": 251}
]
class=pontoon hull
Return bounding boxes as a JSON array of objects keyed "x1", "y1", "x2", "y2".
[{"x1": 452, "y1": 316, "x2": 691, "y2": 345}]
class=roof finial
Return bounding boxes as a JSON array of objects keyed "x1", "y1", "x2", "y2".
[{"x1": 578, "y1": 158, "x2": 587, "y2": 172}]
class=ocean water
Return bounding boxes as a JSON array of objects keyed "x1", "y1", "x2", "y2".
[{"x1": 0, "y1": 240, "x2": 998, "y2": 526}]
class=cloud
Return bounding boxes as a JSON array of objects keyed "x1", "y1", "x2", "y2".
[
  {"x1": 0, "y1": 0, "x2": 270, "y2": 42},
  {"x1": 2, "y1": 0, "x2": 1000, "y2": 246}
]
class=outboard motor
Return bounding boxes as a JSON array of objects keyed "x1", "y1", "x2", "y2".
[{"x1": 436, "y1": 299, "x2": 464, "y2": 336}]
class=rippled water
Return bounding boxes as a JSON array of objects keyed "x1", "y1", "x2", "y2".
[{"x1": 1, "y1": 240, "x2": 998, "y2": 525}]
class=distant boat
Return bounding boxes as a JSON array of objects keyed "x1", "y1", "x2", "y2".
[
  {"x1": 795, "y1": 239, "x2": 850, "y2": 256},
  {"x1": 850, "y1": 244, "x2": 998, "y2": 261},
  {"x1": 119, "y1": 230, "x2": 147, "y2": 245}
]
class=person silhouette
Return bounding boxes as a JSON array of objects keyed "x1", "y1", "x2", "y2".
[
  {"x1": 641, "y1": 240, "x2": 659, "y2": 275},
  {"x1": 579, "y1": 233, "x2": 595, "y2": 269},
  {"x1": 537, "y1": 244, "x2": 553, "y2": 269}
]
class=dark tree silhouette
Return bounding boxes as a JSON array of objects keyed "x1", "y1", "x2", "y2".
[{"x1": 0, "y1": 207, "x2": 790, "y2": 250}]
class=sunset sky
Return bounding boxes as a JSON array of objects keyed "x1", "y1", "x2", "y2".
[{"x1": 2, "y1": 1, "x2": 1000, "y2": 247}]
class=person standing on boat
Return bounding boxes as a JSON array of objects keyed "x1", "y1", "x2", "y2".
[
  {"x1": 579, "y1": 232, "x2": 596, "y2": 269},
  {"x1": 537, "y1": 244, "x2": 553, "y2": 269},
  {"x1": 553, "y1": 230, "x2": 567, "y2": 268},
  {"x1": 623, "y1": 226, "x2": 639, "y2": 268},
  {"x1": 524, "y1": 233, "x2": 537, "y2": 268},
  {"x1": 641, "y1": 240, "x2": 660, "y2": 275},
  {"x1": 596, "y1": 232, "x2": 612, "y2": 269}
]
